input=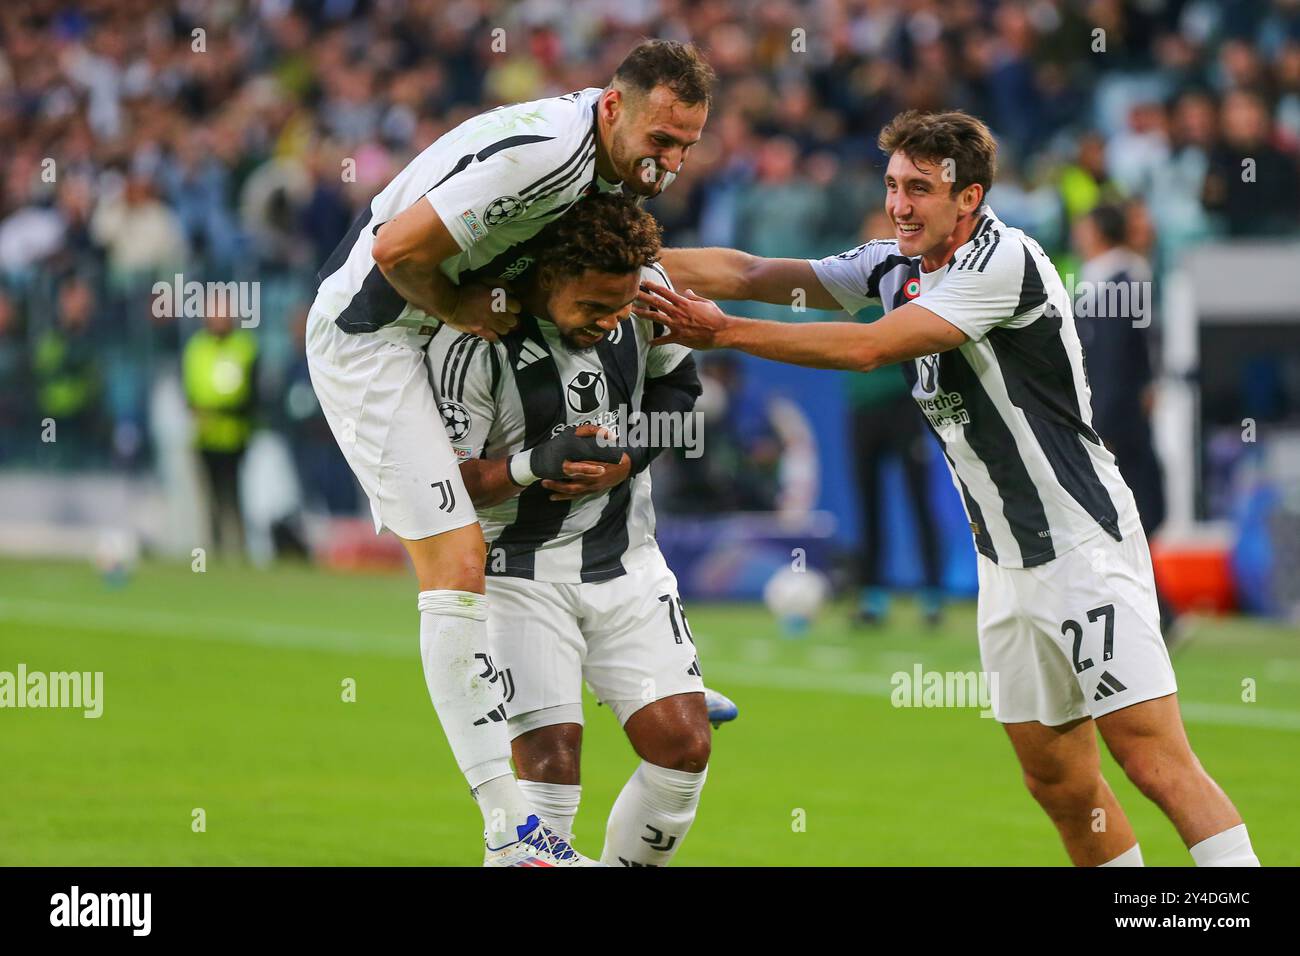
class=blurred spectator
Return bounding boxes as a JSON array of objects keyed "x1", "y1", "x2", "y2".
[
  {"x1": 1107, "y1": 101, "x2": 1170, "y2": 197},
  {"x1": 32, "y1": 276, "x2": 104, "y2": 464},
  {"x1": 734, "y1": 137, "x2": 833, "y2": 259},
  {"x1": 1058, "y1": 131, "x2": 1123, "y2": 228},
  {"x1": 0, "y1": 290, "x2": 29, "y2": 463},
  {"x1": 1072, "y1": 203, "x2": 1164, "y2": 536},
  {"x1": 182, "y1": 291, "x2": 258, "y2": 556},
  {"x1": 90, "y1": 172, "x2": 188, "y2": 289},
  {"x1": 1203, "y1": 89, "x2": 1300, "y2": 236},
  {"x1": 1148, "y1": 89, "x2": 1218, "y2": 265}
]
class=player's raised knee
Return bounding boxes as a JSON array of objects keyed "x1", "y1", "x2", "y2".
[
  {"x1": 652, "y1": 723, "x2": 711, "y2": 773},
  {"x1": 520, "y1": 748, "x2": 581, "y2": 785}
]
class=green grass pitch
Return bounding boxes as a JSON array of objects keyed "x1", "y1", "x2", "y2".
[{"x1": 1, "y1": 557, "x2": 1296, "y2": 866}]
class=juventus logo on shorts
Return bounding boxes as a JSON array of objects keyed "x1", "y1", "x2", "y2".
[{"x1": 431, "y1": 479, "x2": 456, "y2": 513}]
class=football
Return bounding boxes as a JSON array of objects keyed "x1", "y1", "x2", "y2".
[{"x1": 762, "y1": 566, "x2": 830, "y2": 634}]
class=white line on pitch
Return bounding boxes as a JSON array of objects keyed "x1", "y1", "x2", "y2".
[{"x1": 4, "y1": 597, "x2": 1299, "y2": 732}]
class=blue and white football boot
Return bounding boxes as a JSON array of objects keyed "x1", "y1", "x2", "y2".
[
  {"x1": 703, "y1": 687, "x2": 739, "y2": 729},
  {"x1": 483, "y1": 815, "x2": 602, "y2": 867}
]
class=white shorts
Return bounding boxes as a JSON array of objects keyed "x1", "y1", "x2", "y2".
[
  {"x1": 977, "y1": 528, "x2": 1177, "y2": 726},
  {"x1": 486, "y1": 548, "x2": 706, "y2": 738},
  {"x1": 305, "y1": 306, "x2": 477, "y2": 540}
]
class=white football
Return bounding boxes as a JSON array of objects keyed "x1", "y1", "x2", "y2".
[{"x1": 763, "y1": 566, "x2": 830, "y2": 625}]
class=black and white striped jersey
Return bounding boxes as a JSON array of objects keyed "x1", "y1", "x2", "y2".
[
  {"x1": 427, "y1": 264, "x2": 693, "y2": 584},
  {"x1": 810, "y1": 207, "x2": 1141, "y2": 569},
  {"x1": 317, "y1": 88, "x2": 619, "y2": 334}
]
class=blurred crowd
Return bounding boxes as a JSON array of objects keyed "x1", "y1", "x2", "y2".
[{"x1": 1, "y1": 0, "x2": 1299, "y2": 521}]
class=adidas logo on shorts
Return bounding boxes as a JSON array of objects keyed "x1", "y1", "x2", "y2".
[{"x1": 1093, "y1": 670, "x2": 1128, "y2": 701}]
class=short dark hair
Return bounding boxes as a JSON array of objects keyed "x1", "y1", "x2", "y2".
[
  {"x1": 612, "y1": 39, "x2": 715, "y2": 107},
  {"x1": 878, "y1": 110, "x2": 998, "y2": 203},
  {"x1": 531, "y1": 193, "x2": 662, "y2": 286},
  {"x1": 1088, "y1": 203, "x2": 1128, "y2": 247}
]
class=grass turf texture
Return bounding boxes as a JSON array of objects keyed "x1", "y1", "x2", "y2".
[{"x1": 1, "y1": 557, "x2": 1296, "y2": 866}]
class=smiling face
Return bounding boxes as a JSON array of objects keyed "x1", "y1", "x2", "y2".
[
  {"x1": 602, "y1": 85, "x2": 707, "y2": 197},
  {"x1": 884, "y1": 151, "x2": 984, "y2": 260},
  {"x1": 541, "y1": 268, "x2": 642, "y2": 352}
]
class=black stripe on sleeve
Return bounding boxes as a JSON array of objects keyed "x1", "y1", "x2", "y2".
[
  {"x1": 956, "y1": 233, "x2": 990, "y2": 271},
  {"x1": 974, "y1": 233, "x2": 1001, "y2": 272},
  {"x1": 523, "y1": 144, "x2": 596, "y2": 209},
  {"x1": 456, "y1": 339, "x2": 480, "y2": 402},
  {"x1": 520, "y1": 124, "x2": 595, "y2": 199},
  {"x1": 426, "y1": 134, "x2": 558, "y2": 194},
  {"x1": 316, "y1": 206, "x2": 372, "y2": 287},
  {"x1": 1013, "y1": 241, "x2": 1049, "y2": 316},
  {"x1": 333, "y1": 265, "x2": 409, "y2": 333},
  {"x1": 441, "y1": 333, "x2": 473, "y2": 397},
  {"x1": 647, "y1": 261, "x2": 672, "y2": 288},
  {"x1": 487, "y1": 341, "x2": 502, "y2": 395}
]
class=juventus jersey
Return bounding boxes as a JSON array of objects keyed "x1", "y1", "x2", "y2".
[
  {"x1": 810, "y1": 207, "x2": 1141, "y2": 569},
  {"x1": 428, "y1": 263, "x2": 692, "y2": 584},
  {"x1": 316, "y1": 87, "x2": 619, "y2": 334}
]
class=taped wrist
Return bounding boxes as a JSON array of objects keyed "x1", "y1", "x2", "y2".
[
  {"x1": 527, "y1": 431, "x2": 623, "y2": 481},
  {"x1": 507, "y1": 451, "x2": 538, "y2": 487}
]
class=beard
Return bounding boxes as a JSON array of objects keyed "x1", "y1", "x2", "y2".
[
  {"x1": 610, "y1": 137, "x2": 664, "y2": 196},
  {"x1": 557, "y1": 328, "x2": 604, "y2": 353}
]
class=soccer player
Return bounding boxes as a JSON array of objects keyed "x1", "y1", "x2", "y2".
[
  {"x1": 306, "y1": 40, "x2": 713, "y2": 865},
  {"x1": 642, "y1": 110, "x2": 1260, "y2": 867},
  {"x1": 429, "y1": 193, "x2": 710, "y2": 867}
]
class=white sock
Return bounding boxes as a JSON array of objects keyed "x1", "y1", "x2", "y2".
[
  {"x1": 517, "y1": 780, "x2": 581, "y2": 840},
  {"x1": 600, "y1": 761, "x2": 707, "y2": 867},
  {"x1": 1099, "y1": 843, "x2": 1144, "y2": 866},
  {"x1": 1189, "y1": 823, "x2": 1260, "y2": 866},
  {"x1": 417, "y1": 590, "x2": 534, "y2": 846}
]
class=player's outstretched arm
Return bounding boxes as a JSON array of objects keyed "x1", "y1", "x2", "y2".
[
  {"x1": 658, "y1": 248, "x2": 843, "y2": 310},
  {"x1": 372, "y1": 200, "x2": 519, "y2": 341},
  {"x1": 640, "y1": 281, "x2": 967, "y2": 372}
]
